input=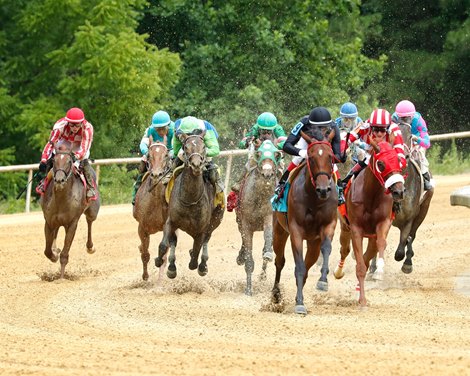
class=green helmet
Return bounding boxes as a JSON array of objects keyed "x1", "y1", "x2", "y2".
[
  {"x1": 179, "y1": 116, "x2": 205, "y2": 134},
  {"x1": 256, "y1": 112, "x2": 278, "y2": 129}
]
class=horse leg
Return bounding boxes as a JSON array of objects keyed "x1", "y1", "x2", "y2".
[
  {"x1": 188, "y1": 235, "x2": 204, "y2": 273},
  {"x1": 334, "y1": 221, "x2": 351, "y2": 279},
  {"x1": 317, "y1": 237, "x2": 332, "y2": 292},
  {"x1": 138, "y1": 223, "x2": 150, "y2": 281},
  {"x1": 350, "y1": 227, "x2": 367, "y2": 306},
  {"x1": 291, "y1": 232, "x2": 307, "y2": 315},
  {"x1": 260, "y1": 215, "x2": 274, "y2": 281},
  {"x1": 395, "y1": 224, "x2": 412, "y2": 262},
  {"x1": 156, "y1": 219, "x2": 172, "y2": 267},
  {"x1": 241, "y1": 227, "x2": 254, "y2": 296},
  {"x1": 44, "y1": 223, "x2": 59, "y2": 263},
  {"x1": 84, "y1": 205, "x2": 98, "y2": 254},
  {"x1": 198, "y1": 231, "x2": 213, "y2": 277},
  {"x1": 363, "y1": 239, "x2": 380, "y2": 281},
  {"x1": 166, "y1": 230, "x2": 178, "y2": 279},
  {"x1": 402, "y1": 234, "x2": 415, "y2": 274},
  {"x1": 271, "y1": 215, "x2": 289, "y2": 305},
  {"x1": 367, "y1": 255, "x2": 377, "y2": 281},
  {"x1": 59, "y1": 220, "x2": 79, "y2": 279}
]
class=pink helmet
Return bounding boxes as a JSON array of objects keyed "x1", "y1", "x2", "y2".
[
  {"x1": 369, "y1": 109, "x2": 391, "y2": 128},
  {"x1": 65, "y1": 107, "x2": 85, "y2": 123},
  {"x1": 395, "y1": 100, "x2": 415, "y2": 117}
]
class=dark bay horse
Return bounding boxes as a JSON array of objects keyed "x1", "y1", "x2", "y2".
[
  {"x1": 156, "y1": 133, "x2": 224, "y2": 278},
  {"x1": 334, "y1": 141, "x2": 404, "y2": 307},
  {"x1": 40, "y1": 143, "x2": 100, "y2": 279},
  {"x1": 235, "y1": 140, "x2": 282, "y2": 295},
  {"x1": 391, "y1": 122, "x2": 434, "y2": 273},
  {"x1": 271, "y1": 130, "x2": 338, "y2": 315},
  {"x1": 133, "y1": 141, "x2": 170, "y2": 281}
]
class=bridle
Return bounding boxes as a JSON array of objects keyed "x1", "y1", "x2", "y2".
[
  {"x1": 182, "y1": 134, "x2": 206, "y2": 166},
  {"x1": 306, "y1": 141, "x2": 333, "y2": 188},
  {"x1": 53, "y1": 151, "x2": 74, "y2": 184}
]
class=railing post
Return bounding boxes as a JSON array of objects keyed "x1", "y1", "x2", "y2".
[
  {"x1": 95, "y1": 165, "x2": 100, "y2": 186},
  {"x1": 25, "y1": 169, "x2": 33, "y2": 213},
  {"x1": 224, "y1": 154, "x2": 233, "y2": 196}
]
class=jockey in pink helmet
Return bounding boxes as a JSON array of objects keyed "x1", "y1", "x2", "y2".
[
  {"x1": 340, "y1": 108, "x2": 406, "y2": 188},
  {"x1": 37, "y1": 107, "x2": 96, "y2": 199},
  {"x1": 392, "y1": 100, "x2": 432, "y2": 190}
]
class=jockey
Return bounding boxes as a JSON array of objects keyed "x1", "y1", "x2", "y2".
[
  {"x1": 132, "y1": 110, "x2": 174, "y2": 205},
  {"x1": 231, "y1": 112, "x2": 286, "y2": 192},
  {"x1": 37, "y1": 107, "x2": 96, "y2": 199},
  {"x1": 392, "y1": 100, "x2": 432, "y2": 190},
  {"x1": 335, "y1": 102, "x2": 367, "y2": 164},
  {"x1": 341, "y1": 108, "x2": 407, "y2": 188},
  {"x1": 172, "y1": 116, "x2": 224, "y2": 193},
  {"x1": 275, "y1": 106, "x2": 345, "y2": 202}
]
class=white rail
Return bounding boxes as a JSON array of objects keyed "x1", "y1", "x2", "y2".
[{"x1": 1, "y1": 131, "x2": 469, "y2": 212}]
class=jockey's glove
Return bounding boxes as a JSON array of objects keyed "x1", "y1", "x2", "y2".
[{"x1": 39, "y1": 162, "x2": 47, "y2": 173}]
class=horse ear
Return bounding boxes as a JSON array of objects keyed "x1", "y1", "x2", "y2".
[
  {"x1": 179, "y1": 133, "x2": 187, "y2": 142},
  {"x1": 300, "y1": 130, "x2": 312, "y2": 144},
  {"x1": 377, "y1": 160, "x2": 386, "y2": 172},
  {"x1": 369, "y1": 138, "x2": 381, "y2": 153},
  {"x1": 274, "y1": 151, "x2": 282, "y2": 162},
  {"x1": 328, "y1": 129, "x2": 335, "y2": 142},
  {"x1": 255, "y1": 151, "x2": 262, "y2": 161}
]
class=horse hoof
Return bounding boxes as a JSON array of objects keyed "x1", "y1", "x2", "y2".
[
  {"x1": 87, "y1": 247, "x2": 96, "y2": 254},
  {"x1": 45, "y1": 250, "x2": 59, "y2": 263},
  {"x1": 236, "y1": 254, "x2": 245, "y2": 266},
  {"x1": 155, "y1": 257, "x2": 163, "y2": 267},
  {"x1": 262, "y1": 251, "x2": 274, "y2": 262},
  {"x1": 198, "y1": 265, "x2": 208, "y2": 277},
  {"x1": 316, "y1": 280, "x2": 328, "y2": 292},
  {"x1": 366, "y1": 272, "x2": 375, "y2": 281},
  {"x1": 333, "y1": 267, "x2": 344, "y2": 279},
  {"x1": 244, "y1": 288, "x2": 252, "y2": 296},
  {"x1": 372, "y1": 270, "x2": 384, "y2": 281},
  {"x1": 401, "y1": 264, "x2": 413, "y2": 274},
  {"x1": 189, "y1": 260, "x2": 198, "y2": 270},
  {"x1": 142, "y1": 272, "x2": 149, "y2": 281},
  {"x1": 167, "y1": 268, "x2": 177, "y2": 279},
  {"x1": 395, "y1": 250, "x2": 405, "y2": 262},
  {"x1": 294, "y1": 305, "x2": 307, "y2": 315}
]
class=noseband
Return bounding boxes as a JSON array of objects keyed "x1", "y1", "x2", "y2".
[{"x1": 306, "y1": 141, "x2": 333, "y2": 188}]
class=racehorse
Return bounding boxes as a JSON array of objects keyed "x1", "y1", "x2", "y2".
[
  {"x1": 40, "y1": 142, "x2": 100, "y2": 279},
  {"x1": 271, "y1": 129, "x2": 338, "y2": 315},
  {"x1": 155, "y1": 133, "x2": 224, "y2": 278},
  {"x1": 391, "y1": 122, "x2": 434, "y2": 273},
  {"x1": 133, "y1": 141, "x2": 171, "y2": 281},
  {"x1": 235, "y1": 140, "x2": 282, "y2": 295},
  {"x1": 334, "y1": 140, "x2": 405, "y2": 307}
]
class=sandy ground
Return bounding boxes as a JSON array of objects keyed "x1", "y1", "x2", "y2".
[{"x1": 0, "y1": 174, "x2": 469, "y2": 376}]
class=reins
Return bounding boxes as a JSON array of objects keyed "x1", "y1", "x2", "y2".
[{"x1": 305, "y1": 141, "x2": 333, "y2": 188}]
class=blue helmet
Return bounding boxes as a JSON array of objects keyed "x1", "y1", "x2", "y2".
[
  {"x1": 151, "y1": 111, "x2": 171, "y2": 128},
  {"x1": 340, "y1": 102, "x2": 358, "y2": 117}
]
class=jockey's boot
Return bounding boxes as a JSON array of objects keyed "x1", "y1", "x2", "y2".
[
  {"x1": 230, "y1": 171, "x2": 246, "y2": 193},
  {"x1": 341, "y1": 160, "x2": 367, "y2": 188},
  {"x1": 207, "y1": 161, "x2": 224, "y2": 194},
  {"x1": 132, "y1": 173, "x2": 143, "y2": 205},
  {"x1": 274, "y1": 169, "x2": 290, "y2": 197},
  {"x1": 422, "y1": 172, "x2": 432, "y2": 190},
  {"x1": 337, "y1": 183, "x2": 345, "y2": 205},
  {"x1": 82, "y1": 159, "x2": 96, "y2": 199},
  {"x1": 36, "y1": 178, "x2": 46, "y2": 195}
]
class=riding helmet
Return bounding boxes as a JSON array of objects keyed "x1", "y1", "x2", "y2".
[
  {"x1": 369, "y1": 109, "x2": 391, "y2": 127},
  {"x1": 395, "y1": 100, "x2": 416, "y2": 118},
  {"x1": 257, "y1": 112, "x2": 278, "y2": 129},
  {"x1": 340, "y1": 102, "x2": 358, "y2": 117},
  {"x1": 308, "y1": 107, "x2": 332, "y2": 126},
  {"x1": 65, "y1": 108, "x2": 85, "y2": 123},
  {"x1": 152, "y1": 110, "x2": 171, "y2": 127}
]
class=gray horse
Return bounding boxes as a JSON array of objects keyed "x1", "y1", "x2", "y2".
[
  {"x1": 40, "y1": 143, "x2": 100, "y2": 279},
  {"x1": 235, "y1": 140, "x2": 282, "y2": 295},
  {"x1": 155, "y1": 134, "x2": 224, "y2": 278},
  {"x1": 133, "y1": 141, "x2": 170, "y2": 281}
]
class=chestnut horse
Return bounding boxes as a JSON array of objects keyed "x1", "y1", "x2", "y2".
[
  {"x1": 156, "y1": 133, "x2": 224, "y2": 278},
  {"x1": 271, "y1": 129, "x2": 338, "y2": 315},
  {"x1": 133, "y1": 141, "x2": 171, "y2": 281},
  {"x1": 334, "y1": 141, "x2": 404, "y2": 306},
  {"x1": 40, "y1": 142, "x2": 100, "y2": 278},
  {"x1": 235, "y1": 140, "x2": 282, "y2": 295}
]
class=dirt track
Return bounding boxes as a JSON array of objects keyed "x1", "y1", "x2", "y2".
[{"x1": 0, "y1": 174, "x2": 469, "y2": 375}]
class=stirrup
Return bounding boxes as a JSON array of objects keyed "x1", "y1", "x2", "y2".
[{"x1": 86, "y1": 188, "x2": 96, "y2": 199}]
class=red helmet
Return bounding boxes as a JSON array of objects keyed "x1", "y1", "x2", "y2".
[
  {"x1": 65, "y1": 107, "x2": 85, "y2": 123},
  {"x1": 369, "y1": 109, "x2": 391, "y2": 128}
]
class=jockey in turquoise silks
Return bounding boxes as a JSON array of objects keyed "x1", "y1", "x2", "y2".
[
  {"x1": 132, "y1": 110, "x2": 174, "y2": 205},
  {"x1": 172, "y1": 116, "x2": 224, "y2": 193}
]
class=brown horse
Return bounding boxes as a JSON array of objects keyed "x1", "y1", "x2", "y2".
[
  {"x1": 40, "y1": 142, "x2": 100, "y2": 279},
  {"x1": 235, "y1": 140, "x2": 282, "y2": 295},
  {"x1": 334, "y1": 141, "x2": 405, "y2": 307},
  {"x1": 133, "y1": 141, "x2": 171, "y2": 281},
  {"x1": 391, "y1": 122, "x2": 434, "y2": 273},
  {"x1": 156, "y1": 133, "x2": 224, "y2": 278},
  {"x1": 271, "y1": 129, "x2": 338, "y2": 315}
]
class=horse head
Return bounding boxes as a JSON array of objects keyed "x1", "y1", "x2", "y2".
[
  {"x1": 370, "y1": 140, "x2": 405, "y2": 202},
  {"x1": 147, "y1": 141, "x2": 170, "y2": 180},
  {"x1": 52, "y1": 142, "x2": 74, "y2": 190},
  {"x1": 253, "y1": 140, "x2": 282, "y2": 180},
  {"x1": 302, "y1": 130, "x2": 334, "y2": 200},
  {"x1": 180, "y1": 132, "x2": 206, "y2": 176}
]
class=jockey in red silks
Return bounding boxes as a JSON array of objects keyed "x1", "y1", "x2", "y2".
[
  {"x1": 37, "y1": 107, "x2": 96, "y2": 199},
  {"x1": 341, "y1": 108, "x2": 407, "y2": 188}
]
